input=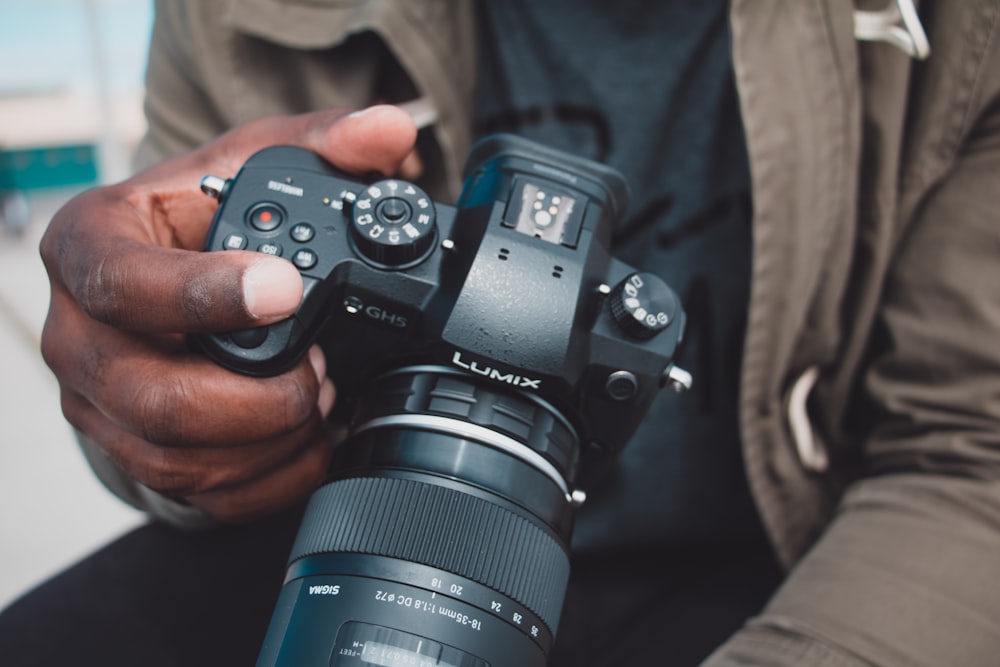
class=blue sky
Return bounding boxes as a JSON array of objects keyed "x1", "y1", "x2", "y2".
[{"x1": 0, "y1": 0, "x2": 152, "y2": 95}]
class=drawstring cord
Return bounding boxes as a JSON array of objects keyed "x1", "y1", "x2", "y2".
[{"x1": 854, "y1": 0, "x2": 931, "y2": 59}]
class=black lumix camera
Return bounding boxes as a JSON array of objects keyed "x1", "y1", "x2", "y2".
[{"x1": 199, "y1": 134, "x2": 690, "y2": 667}]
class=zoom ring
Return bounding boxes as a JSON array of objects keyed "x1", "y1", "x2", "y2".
[{"x1": 289, "y1": 476, "x2": 570, "y2": 632}]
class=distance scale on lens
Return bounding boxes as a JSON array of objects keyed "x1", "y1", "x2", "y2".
[
  {"x1": 331, "y1": 621, "x2": 488, "y2": 667},
  {"x1": 349, "y1": 180, "x2": 437, "y2": 268}
]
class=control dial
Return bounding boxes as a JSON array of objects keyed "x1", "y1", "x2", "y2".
[
  {"x1": 609, "y1": 272, "x2": 678, "y2": 340},
  {"x1": 348, "y1": 179, "x2": 437, "y2": 267}
]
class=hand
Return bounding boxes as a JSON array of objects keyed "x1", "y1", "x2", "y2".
[{"x1": 39, "y1": 106, "x2": 418, "y2": 522}]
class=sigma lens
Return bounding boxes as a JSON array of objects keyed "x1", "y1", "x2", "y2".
[{"x1": 256, "y1": 367, "x2": 578, "y2": 667}]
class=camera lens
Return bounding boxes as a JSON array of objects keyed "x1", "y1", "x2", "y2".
[{"x1": 257, "y1": 368, "x2": 577, "y2": 667}]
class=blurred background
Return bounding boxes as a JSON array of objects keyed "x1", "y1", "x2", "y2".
[{"x1": 0, "y1": 0, "x2": 152, "y2": 608}]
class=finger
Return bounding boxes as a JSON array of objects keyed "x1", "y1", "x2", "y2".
[
  {"x1": 300, "y1": 104, "x2": 418, "y2": 175},
  {"x1": 307, "y1": 344, "x2": 337, "y2": 419},
  {"x1": 398, "y1": 148, "x2": 425, "y2": 182},
  {"x1": 160, "y1": 104, "x2": 417, "y2": 186},
  {"x1": 185, "y1": 435, "x2": 332, "y2": 523},
  {"x1": 61, "y1": 389, "x2": 327, "y2": 499},
  {"x1": 318, "y1": 376, "x2": 336, "y2": 420},
  {"x1": 42, "y1": 289, "x2": 327, "y2": 447}
]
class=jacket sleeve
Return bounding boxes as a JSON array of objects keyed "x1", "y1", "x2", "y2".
[
  {"x1": 704, "y1": 65, "x2": 1000, "y2": 667},
  {"x1": 132, "y1": 0, "x2": 231, "y2": 170}
]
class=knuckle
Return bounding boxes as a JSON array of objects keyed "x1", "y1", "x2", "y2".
[
  {"x1": 39, "y1": 323, "x2": 63, "y2": 375},
  {"x1": 132, "y1": 375, "x2": 191, "y2": 446},
  {"x1": 280, "y1": 375, "x2": 316, "y2": 431},
  {"x1": 57, "y1": 390, "x2": 89, "y2": 433},
  {"x1": 40, "y1": 298, "x2": 113, "y2": 391},
  {"x1": 76, "y1": 253, "x2": 128, "y2": 325},
  {"x1": 40, "y1": 189, "x2": 90, "y2": 274},
  {"x1": 41, "y1": 188, "x2": 138, "y2": 327},
  {"x1": 180, "y1": 274, "x2": 215, "y2": 328},
  {"x1": 179, "y1": 269, "x2": 237, "y2": 329},
  {"x1": 133, "y1": 451, "x2": 201, "y2": 496}
]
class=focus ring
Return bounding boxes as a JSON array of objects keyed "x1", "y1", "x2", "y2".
[{"x1": 289, "y1": 476, "x2": 570, "y2": 632}]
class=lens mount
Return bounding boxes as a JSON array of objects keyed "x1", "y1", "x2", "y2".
[
  {"x1": 351, "y1": 366, "x2": 580, "y2": 481},
  {"x1": 352, "y1": 413, "x2": 571, "y2": 497}
]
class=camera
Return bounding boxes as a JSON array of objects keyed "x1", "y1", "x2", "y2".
[{"x1": 198, "y1": 134, "x2": 689, "y2": 666}]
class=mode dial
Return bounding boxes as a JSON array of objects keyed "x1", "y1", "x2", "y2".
[
  {"x1": 609, "y1": 272, "x2": 678, "y2": 340},
  {"x1": 349, "y1": 179, "x2": 437, "y2": 267}
]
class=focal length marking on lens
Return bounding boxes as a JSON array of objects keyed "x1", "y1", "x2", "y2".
[
  {"x1": 351, "y1": 414, "x2": 571, "y2": 497},
  {"x1": 287, "y1": 554, "x2": 555, "y2": 651}
]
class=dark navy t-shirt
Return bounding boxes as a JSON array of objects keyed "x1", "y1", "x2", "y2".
[{"x1": 474, "y1": 0, "x2": 762, "y2": 552}]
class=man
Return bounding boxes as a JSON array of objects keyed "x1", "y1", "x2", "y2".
[{"x1": 3, "y1": 1, "x2": 1000, "y2": 665}]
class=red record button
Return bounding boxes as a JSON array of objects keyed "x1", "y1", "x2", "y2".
[{"x1": 248, "y1": 202, "x2": 284, "y2": 232}]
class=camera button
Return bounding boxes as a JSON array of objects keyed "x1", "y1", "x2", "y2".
[
  {"x1": 248, "y1": 202, "x2": 284, "y2": 232},
  {"x1": 290, "y1": 223, "x2": 315, "y2": 243},
  {"x1": 230, "y1": 326, "x2": 269, "y2": 349},
  {"x1": 605, "y1": 370, "x2": 639, "y2": 401},
  {"x1": 257, "y1": 242, "x2": 283, "y2": 257},
  {"x1": 292, "y1": 248, "x2": 318, "y2": 270},
  {"x1": 222, "y1": 233, "x2": 247, "y2": 250},
  {"x1": 376, "y1": 197, "x2": 412, "y2": 223}
]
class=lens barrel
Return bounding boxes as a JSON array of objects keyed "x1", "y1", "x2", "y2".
[{"x1": 256, "y1": 369, "x2": 578, "y2": 667}]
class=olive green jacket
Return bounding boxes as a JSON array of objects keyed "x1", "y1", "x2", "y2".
[{"x1": 81, "y1": 1, "x2": 1000, "y2": 664}]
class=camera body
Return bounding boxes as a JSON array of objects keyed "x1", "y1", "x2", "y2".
[
  {"x1": 200, "y1": 135, "x2": 686, "y2": 462},
  {"x1": 198, "y1": 134, "x2": 689, "y2": 666}
]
